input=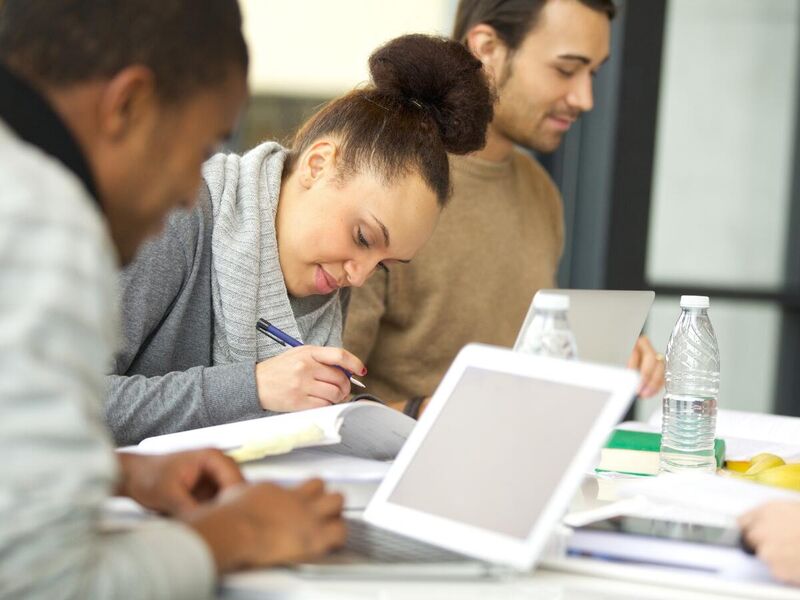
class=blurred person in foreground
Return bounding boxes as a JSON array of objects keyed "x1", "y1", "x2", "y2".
[{"x1": 0, "y1": 1, "x2": 345, "y2": 598}]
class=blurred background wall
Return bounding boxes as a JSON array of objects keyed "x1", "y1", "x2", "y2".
[{"x1": 237, "y1": 0, "x2": 456, "y2": 147}]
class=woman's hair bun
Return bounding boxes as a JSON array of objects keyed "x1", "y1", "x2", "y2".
[{"x1": 368, "y1": 34, "x2": 493, "y2": 155}]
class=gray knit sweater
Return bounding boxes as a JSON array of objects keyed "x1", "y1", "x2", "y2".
[{"x1": 106, "y1": 142, "x2": 348, "y2": 445}]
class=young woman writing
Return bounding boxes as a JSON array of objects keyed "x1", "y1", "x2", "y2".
[{"x1": 106, "y1": 34, "x2": 493, "y2": 444}]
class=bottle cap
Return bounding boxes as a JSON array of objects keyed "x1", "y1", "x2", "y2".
[
  {"x1": 680, "y1": 295, "x2": 710, "y2": 309},
  {"x1": 533, "y1": 292, "x2": 570, "y2": 311}
]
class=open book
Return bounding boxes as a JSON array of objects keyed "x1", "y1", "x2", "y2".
[{"x1": 137, "y1": 400, "x2": 415, "y2": 462}]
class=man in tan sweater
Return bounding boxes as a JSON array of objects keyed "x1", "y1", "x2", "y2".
[{"x1": 344, "y1": 0, "x2": 664, "y2": 416}]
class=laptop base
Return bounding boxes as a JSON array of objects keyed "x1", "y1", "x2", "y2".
[{"x1": 295, "y1": 518, "x2": 514, "y2": 579}]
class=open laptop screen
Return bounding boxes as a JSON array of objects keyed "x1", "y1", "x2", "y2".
[
  {"x1": 386, "y1": 366, "x2": 611, "y2": 540},
  {"x1": 513, "y1": 290, "x2": 654, "y2": 366}
]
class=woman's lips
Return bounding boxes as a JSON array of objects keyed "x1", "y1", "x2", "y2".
[{"x1": 315, "y1": 265, "x2": 339, "y2": 294}]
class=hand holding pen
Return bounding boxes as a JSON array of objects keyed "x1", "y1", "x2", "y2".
[
  {"x1": 257, "y1": 319, "x2": 365, "y2": 389},
  {"x1": 252, "y1": 319, "x2": 367, "y2": 412}
]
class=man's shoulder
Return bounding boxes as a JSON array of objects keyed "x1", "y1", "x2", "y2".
[
  {"x1": 0, "y1": 122, "x2": 103, "y2": 233},
  {"x1": 509, "y1": 149, "x2": 562, "y2": 206},
  {"x1": 509, "y1": 149, "x2": 556, "y2": 185},
  {"x1": 0, "y1": 121, "x2": 118, "y2": 348},
  {"x1": 0, "y1": 121, "x2": 117, "y2": 292}
]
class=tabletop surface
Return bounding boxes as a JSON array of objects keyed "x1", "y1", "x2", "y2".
[{"x1": 221, "y1": 562, "x2": 799, "y2": 600}]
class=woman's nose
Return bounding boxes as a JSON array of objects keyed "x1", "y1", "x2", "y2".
[{"x1": 344, "y1": 260, "x2": 370, "y2": 288}]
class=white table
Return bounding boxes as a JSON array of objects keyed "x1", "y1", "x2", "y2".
[
  {"x1": 105, "y1": 474, "x2": 799, "y2": 598},
  {"x1": 217, "y1": 474, "x2": 798, "y2": 600},
  {"x1": 222, "y1": 563, "x2": 798, "y2": 600}
]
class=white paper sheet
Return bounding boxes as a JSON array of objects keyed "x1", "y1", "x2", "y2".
[
  {"x1": 242, "y1": 447, "x2": 392, "y2": 483},
  {"x1": 617, "y1": 472, "x2": 800, "y2": 518},
  {"x1": 645, "y1": 409, "x2": 800, "y2": 460}
]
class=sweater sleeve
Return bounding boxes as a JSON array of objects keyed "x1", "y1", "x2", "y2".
[
  {"x1": 105, "y1": 206, "x2": 263, "y2": 445},
  {"x1": 107, "y1": 361, "x2": 262, "y2": 445},
  {"x1": 109, "y1": 209, "x2": 194, "y2": 382},
  {"x1": 0, "y1": 168, "x2": 215, "y2": 599}
]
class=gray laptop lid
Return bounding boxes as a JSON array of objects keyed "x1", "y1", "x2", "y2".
[{"x1": 513, "y1": 289, "x2": 655, "y2": 366}]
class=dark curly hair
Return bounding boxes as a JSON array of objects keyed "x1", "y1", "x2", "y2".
[
  {"x1": 0, "y1": 0, "x2": 248, "y2": 103},
  {"x1": 285, "y1": 34, "x2": 494, "y2": 207}
]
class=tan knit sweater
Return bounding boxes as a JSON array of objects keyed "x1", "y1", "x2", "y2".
[{"x1": 343, "y1": 150, "x2": 564, "y2": 407}]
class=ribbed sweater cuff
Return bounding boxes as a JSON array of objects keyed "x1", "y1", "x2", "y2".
[{"x1": 202, "y1": 361, "x2": 265, "y2": 425}]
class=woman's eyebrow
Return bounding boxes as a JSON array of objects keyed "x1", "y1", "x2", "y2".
[{"x1": 368, "y1": 211, "x2": 390, "y2": 247}]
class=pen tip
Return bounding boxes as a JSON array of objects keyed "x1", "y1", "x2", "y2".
[{"x1": 350, "y1": 377, "x2": 367, "y2": 389}]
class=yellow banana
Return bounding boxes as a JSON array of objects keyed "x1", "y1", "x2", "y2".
[
  {"x1": 751, "y1": 452, "x2": 785, "y2": 463},
  {"x1": 744, "y1": 453, "x2": 785, "y2": 475},
  {"x1": 725, "y1": 460, "x2": 751, "y2": 473},
  {"x1": 754, "y1": 463, "x2": 800, "y2": 491}
]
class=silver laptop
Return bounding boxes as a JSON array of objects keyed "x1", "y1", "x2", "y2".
[
  {"x1": 298, "y1": 343, "x2": 639, "y2": 578},
  {"x1": 514, "y1": 289, "x2": 655, "y2": 366}
]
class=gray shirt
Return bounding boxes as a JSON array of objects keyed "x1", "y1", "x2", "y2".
[
  {"x1": 0, "y1": 119, "x2": 215, "y2": 599},
  {"x1": 106, "y1": 181, "x2": 349, "y2": 446},
  {"x1": 106, "y1": 188, "x2": 265, "y2": 446}
]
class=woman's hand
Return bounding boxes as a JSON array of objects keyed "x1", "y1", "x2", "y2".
[
  {"x1": 255, "y1": 346, "x2": 366, "y2": 411},
  {"x1": 627, "y1": 335, "x2": 665, "y2": 398},
  {"x1": 116, "y1": 449, "x2": 244, "y2": 515},
  {"x1": 739, "y1": 501, "x2": 800, "y2": 585}
]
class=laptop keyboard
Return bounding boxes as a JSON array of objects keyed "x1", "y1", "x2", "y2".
[{"x1": 341, "y1": 518, "x2": 468, "y2": 563}]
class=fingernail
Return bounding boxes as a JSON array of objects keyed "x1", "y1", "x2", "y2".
[{"x1": 361, "y1": 367, "x2": 367, "y2": 376}]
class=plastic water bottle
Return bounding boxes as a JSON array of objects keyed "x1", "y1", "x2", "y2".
[
  {"x1": 517, "y1": 292, "x2": 578, "y2": 359},
  {"x1": 659, "y1": 295, "x2": 720, "y2": 473}
]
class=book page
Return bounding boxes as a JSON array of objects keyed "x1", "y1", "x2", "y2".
[
  {"x1": 333, "y1": 402, "x2": 415, "y2": 460},
  {"x1": 135, "y1": 400, "x2": 414, "y2": 460},
  {"x1": 137, "y1": 402, "x2": 355, "y2": 453}
]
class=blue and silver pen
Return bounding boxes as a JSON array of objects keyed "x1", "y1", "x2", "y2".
[{"x1": 256, "y1": 318, "x2": 366, "y2": 389}]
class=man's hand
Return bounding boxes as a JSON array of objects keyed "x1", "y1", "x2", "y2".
[
  {"x1": 627, "y1": 335, "x2": 665, "y2": 398},
  {"x1": 255, "y1": 346, "x2": 367, "y2": 411},
  {"x1": 116, "y1": 449, "x2": 244, "y2": 515},
  {"x1": 739, "y1": 501, "x2": 800, "y2": 585},
  {"x1": 187, "y1": 479, "x2": 346, "y2": 573}
]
